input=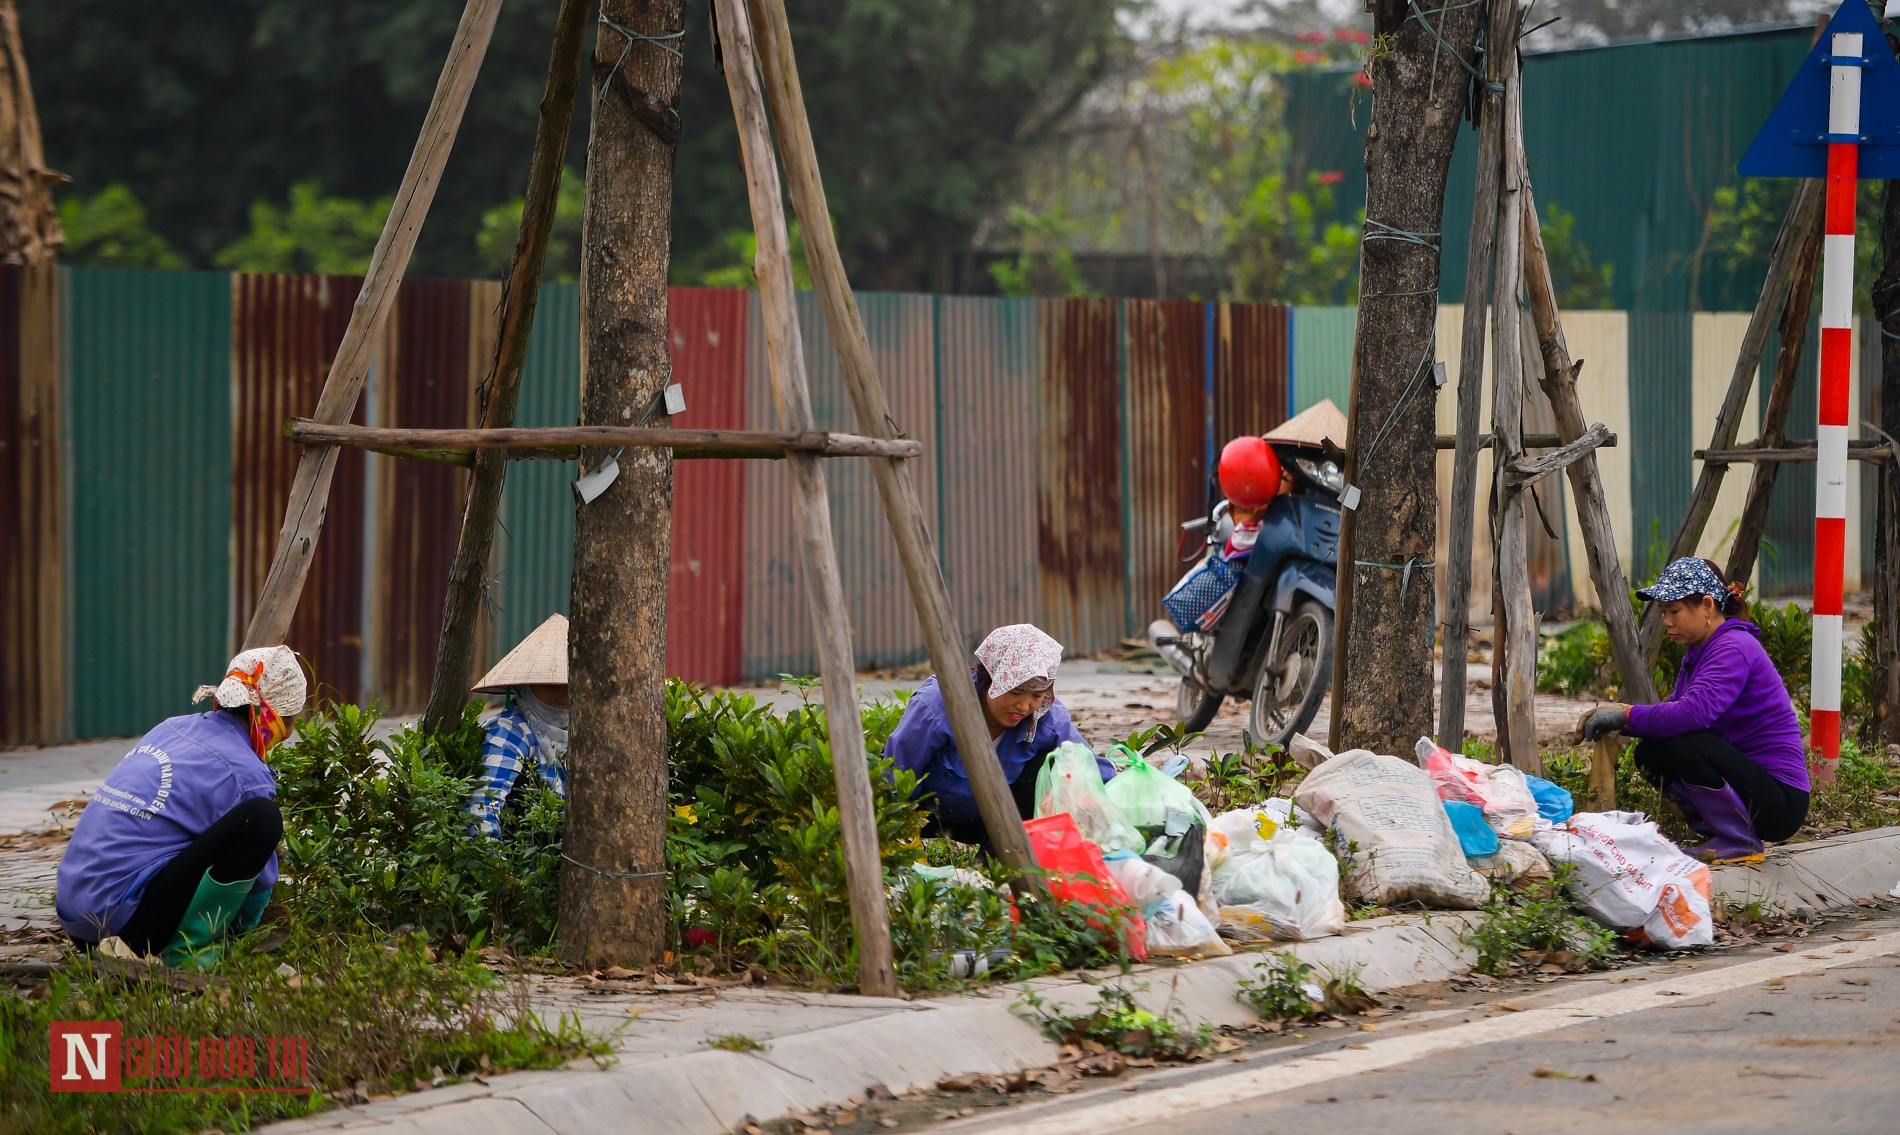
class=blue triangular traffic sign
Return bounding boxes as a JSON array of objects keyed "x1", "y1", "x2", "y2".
[{"x1": 1739, "y1": 0, "x2": 1900, "y2": 179}]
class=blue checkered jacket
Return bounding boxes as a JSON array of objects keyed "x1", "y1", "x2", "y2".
[{"x1": 464, "y1": 703, "x2": 567, "y2": 838}]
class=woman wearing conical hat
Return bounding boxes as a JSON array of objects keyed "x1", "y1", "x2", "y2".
[{"x1": 464, "y1": 615, "x2": 570, "y2": 838}]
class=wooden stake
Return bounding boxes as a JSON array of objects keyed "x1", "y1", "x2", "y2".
[
  {"x1": 1440, "y1": 0, "x2": 1512, "y2": 748},
  {"x1": 713, "y1": 0, "x2": 897, "y2": 998},
  {"x1": 747, "y1": 0, "x2": 1038, "y2": 875},
  {"x1": 421, "y1": 0, "x2": 591, "y2": 737},
  {"x1": 1491, "y1": 44, "x2": 1540, "y2": 775},
  {"x1": 241, "y1": 0, "x2": 503, "y2": 650},
  {"x1": 1727, "y1": 210, "x2": 1823, "y2": 587},
  {"x1": 1590, "y1": 735, "x2": 1619, "y2": 811},
  {"x1": 1639, "y1": 180, "x2": 1824, "y2": 662},
  {"x1": 1521, "y1": 166, "x2": 1657, "y2": 707}
]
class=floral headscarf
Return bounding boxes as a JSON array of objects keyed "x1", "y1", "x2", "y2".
[
  {"x1": 193, "y1": 645, "x2": 307, "y2": 759},
  {"x1": 974, "y1": 624, "x2": 1063, "y2": 724}
]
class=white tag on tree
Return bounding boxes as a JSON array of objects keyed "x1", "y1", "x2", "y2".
[
  {"x1": 574, "y1": 454, "x2": 621, "y2": 504},
  {"x1": 1339, "y1": 484, "x2": 1362, "y2": 511},
  {"x1": 663, "y1": 383, "x2": 687, "y2": 416},
  {"x1": 1432, "y1": 360, "x2": 1449, "y2": 389}
]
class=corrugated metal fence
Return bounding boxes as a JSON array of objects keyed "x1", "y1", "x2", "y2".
[{"x1": 0, "y1": 267, "x2": 1879, "y2": 744}]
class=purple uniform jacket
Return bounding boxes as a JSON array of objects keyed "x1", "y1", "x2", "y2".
[
  {"x1": 1626, "y1": 619, "x2": 1810, "y2": 792},
  {"x1": 883, "y1": 677, "x2": 1117, "y2": 827},
  {"x1": 56, "y1": 711, "x2": 279, "y2": 942}
]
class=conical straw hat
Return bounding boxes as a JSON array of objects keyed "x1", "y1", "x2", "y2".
[
  {"x1": 1263, "y1": 399, "x2": 1348, "y2": 450},
  {"x1": 472, "y1": 613, "x2": 569, "y2": 692}
]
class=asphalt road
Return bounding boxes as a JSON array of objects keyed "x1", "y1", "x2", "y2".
[{"x1": 926, "y1": 917, "x2": 1900, "y2": 1135}]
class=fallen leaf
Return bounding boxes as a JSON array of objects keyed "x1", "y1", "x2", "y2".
[
  {"x1": 1493, "y1": 1001, "x2": 1526, "y2": 1012},
  {"x1": 601, "y1": 965, "x2": 640, "y2": 980},
  {"x1": 1533, "y1": 1068, "x2": 1578, "y2": 1079},
  {"x1": 1773, "y1": 944, "x2": 1795, "y2": 953},
  {"x1": 879, "y1": 1120, "x2": 900, "y2": 1130},
  {"x1": 1804, "y1": 954, "x2": 1827, "y2": 960},
  {"x1": 1656, "y1": 990, "x2": 1684, "y2": 997},
  {"x1": 937, "y1": 1074, "x2": 992, "y2": 1093}
]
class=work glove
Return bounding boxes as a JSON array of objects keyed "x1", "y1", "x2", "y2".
[{"x1": 1578, "y1": 705, "x2": 1629, "y2": 743}]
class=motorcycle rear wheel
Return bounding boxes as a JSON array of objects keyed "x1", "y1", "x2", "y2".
[
  {"x1": 1175, "y1": 677, "x2": 1223, "y2": 732},
  {"x1": 1249, "y1": 600, "x2": 1334, "y2": 747}
]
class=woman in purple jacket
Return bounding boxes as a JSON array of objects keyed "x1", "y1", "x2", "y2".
[
  {"x1": 1581, "y1": 558, "x2": 1808, "y2": 864},
  {"x1": 56, "y1": 646, "x2": 304, "y2": 965}
]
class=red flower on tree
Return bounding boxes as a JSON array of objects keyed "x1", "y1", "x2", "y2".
[
  {"x1": 1354, "y1": 31, "x2": 1371, "y2": 44},
  {"x1": 1297, "y1": 30, "x2": 1327, "y2": 44},
  {"x1": 1294, "y1": 50, "x2": 1322, "y2": 64},
  {"x1": 1317, "y1": 171, "x2": 1345, "y2": 186},
  {"x1": 1353, "y1": 71, "x2": 1374, "y2": 87}
]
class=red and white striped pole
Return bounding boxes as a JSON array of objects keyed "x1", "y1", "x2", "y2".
[{"x1": 1812, "y1": 28, "x2": 1861, "y2": 777}]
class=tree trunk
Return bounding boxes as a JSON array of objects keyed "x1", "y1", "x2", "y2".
[
  {"x1": 1333, "y1": 0, "x2": 1484, "y2": 756},
  {"x1": 1873, "y1": 170, "x2": 1900, "y2": 747},
  {"x1": 560, "y1": 0, "x2": 684, "y2": 967},
  {"x1": 421, "y1": 0, "x2": 591, "y2": 737}
]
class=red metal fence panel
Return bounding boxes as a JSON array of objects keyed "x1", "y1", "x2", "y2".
[
  {"x1": 666, "y1": 288, "x2": 748, "y2": 686},
  {"x1": 1215, "y1": 302, "x2": 1291, "y2": 441}
]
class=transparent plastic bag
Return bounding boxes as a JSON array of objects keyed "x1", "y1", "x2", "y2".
[
  {"x1": 1415, "y1": 738, "x2": 1540, "y2": 839},
  {"x1": 1035, "y1": 742, "x2": 1144, "y2": 855},
  {"x1": 1211, "y1": 830, "x2": 1346, "y2": 941}
]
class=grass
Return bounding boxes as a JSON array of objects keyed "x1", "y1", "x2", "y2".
[
  {"x1": 0, "y1": 929, "x2": 606, "y2": 1135},
  {"x1": 703, "y1": 1034, "x2": 764, "y2": 1053},
  {"x1": 1463, "y1": 872, "x2": 1619, "y2": 977},
  {"x1": 1234, "y1": 953, "x2": 1323, "y2": 1020},
  {"x1": 1013, "y1": 982, "x2": 1218, "y2": 1061}
]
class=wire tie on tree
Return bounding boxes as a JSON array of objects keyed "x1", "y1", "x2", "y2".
[
  {"x1": 1354, "y1": 556, "x2": 1437, "y2": 599},
  {"x1": 596, "y1": 15, "x2": 685, "y2": 109}
]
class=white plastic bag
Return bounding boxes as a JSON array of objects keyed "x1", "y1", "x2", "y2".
[
  {"x1": 1415, "y1": 738, "x2": 1540, "y2": 839},
  {"x1": 1294, "y1": 749, "x2": 1491, "y2": 909},
  {"x1": 1102, "y1": 854, "x2": 1183, "y2": 908},
  {"x1": 1142, "y1": 889, "x2": 1231, "y2": 957},
  {"x1": 1531, "y1": 810, "x2": 1714, "y2": 947},
  {"x1": 1212, "y1": 829, "x2": 1346, "y2": 941}
]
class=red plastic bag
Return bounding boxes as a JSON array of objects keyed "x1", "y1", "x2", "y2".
[{"x1": 1024, "y1": 813, "x2": 1147, "y2": 961}]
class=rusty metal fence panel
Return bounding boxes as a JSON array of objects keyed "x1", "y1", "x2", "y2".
[
  {"x1": 1216, "y1": 302, "x2": 1291, "y2": 440},
  {"x1": 1038, "y1": 298, "x2": 1125, "y2": 656},
  {"x1": 231, "y1": 273, "x2": 367, "y2": 707},
  {"x1": 937, "y1": 295, "x2": 1039, "y2": 651},
  {"x1": 372, "y1": 279, "x2": 474, "y2": 712},
  {"x1": 64, "y1": 268, "x2": 233, "y2": 738},
  {"x1": 1122, "y1": 300, "x2": 1208, "y2": 639}
]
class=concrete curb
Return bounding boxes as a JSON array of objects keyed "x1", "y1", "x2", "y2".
[
  {"x1": 263, "y1": 828, "x2": 1900, "y2": 1135},
  {"x1": 1711, "y1": 825, "x2": 1900, "y2": 916},
  {"x1": 262, "y1": 911, "x2": 1482, "y2": 1135}
]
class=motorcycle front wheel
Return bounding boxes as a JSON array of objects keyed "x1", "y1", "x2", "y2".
[
  {"x1": 1175, "y1": 677, "x2": 1223, "y2": 732},
  {"x1": 1249, "y1": 600, "x2": 1334, "y2": 747}
]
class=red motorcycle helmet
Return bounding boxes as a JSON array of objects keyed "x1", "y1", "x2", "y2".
[{"x1": 1217, "y1": 436, "x2": 1282, "y2": 510}]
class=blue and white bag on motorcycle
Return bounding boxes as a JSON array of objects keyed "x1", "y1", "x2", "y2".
[{"x1": 1162, "y1": 552, "x2": 1244, "y2": 633}]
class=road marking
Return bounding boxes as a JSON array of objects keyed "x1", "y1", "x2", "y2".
[{"x1": 966, "y1": 931, "x2": 1900, "y2": 1135}]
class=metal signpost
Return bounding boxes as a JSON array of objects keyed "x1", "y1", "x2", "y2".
[{"x1": 1740, "y1": 0, "x2": 1900, "y2": 777}]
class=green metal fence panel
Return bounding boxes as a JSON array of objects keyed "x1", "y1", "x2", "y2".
[
  {"x1": 64, "y1": 268, "x2": 233, "y2": 738},
  {"x1": 1628, "y1": 311, "x2": 1695, "y2": 574},
  {"x1": 1290, "y1": 306, "x2": 1355, "y2": 413},
  {"x1": 1289, "y1": 28, "x2": 1813, "y2": 311},
  {"x1": 1759, "y1": 313, "x2": 1819, "y2": 597},
  {"x1": 495, "y1": 283, "x2": 580, "y2": 659}
]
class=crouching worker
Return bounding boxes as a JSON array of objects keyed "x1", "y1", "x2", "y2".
[
  {"x1": 464, "y1": 614, "x2": 568, "y2": 838},
  {"x1": 1581, "y1": 558, "x2": 1809, "y2": 864},
  {"x1": 55, "y1": 646, "x2": 305, "y2": 965},
  {"x1": 884, "y1": 623, "x2": 1116, "y2": 851}
]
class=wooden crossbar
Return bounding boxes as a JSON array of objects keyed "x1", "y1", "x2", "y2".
[{"x1": 285, "y1": 419, "x2": 923, "y2": 464}]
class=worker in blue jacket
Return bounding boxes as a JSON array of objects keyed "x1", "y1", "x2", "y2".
[
  {"x1": 883, "y1": 623, "x2": 1115, "y2": 849},
  {"x1": 56, "y1": 646, "x2": 305, "y2": 966}
]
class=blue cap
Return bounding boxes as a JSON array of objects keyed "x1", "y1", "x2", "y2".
[{"x1": 1635, "y1": 557, "x2": 1726, "y2": 604}]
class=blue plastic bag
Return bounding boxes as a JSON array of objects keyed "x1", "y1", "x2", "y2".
[
  {"x1": 1524, "y1": 774, "x2": 1574, "y2": 823},
  {"x1": 1442, "y1": 800, "x2": 1500, "y2": 858}
]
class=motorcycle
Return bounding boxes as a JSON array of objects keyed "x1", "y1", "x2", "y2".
[{"x1": 1147, "y1": 440, "x2": 1344, "y2": 747}]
